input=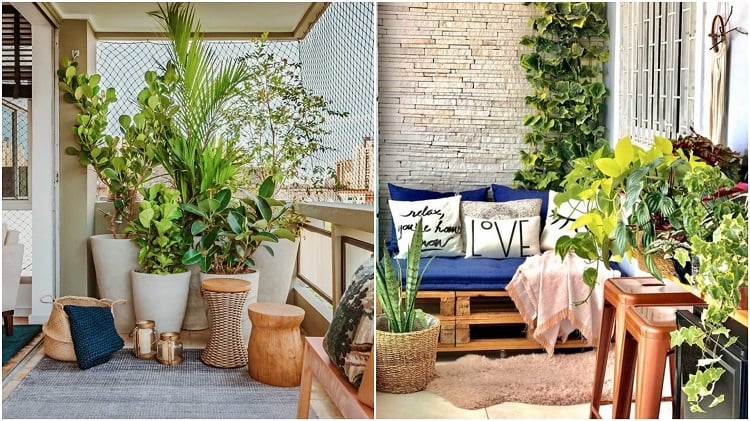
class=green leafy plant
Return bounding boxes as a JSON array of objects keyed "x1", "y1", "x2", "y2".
[
  {"x1": 181, "y1": 176, "x2": 295, "y2": 274},
  {"x1": 125, "y1": 183, "x2": 190, "y2": 274},
  {"x1": 375, "y1": 219, "x2": 431, "y2": 333},
  {"x1": 57, "y1": 59, "x2": 172, "y2": 236},
  {"x1": 226, "y1": 34, "x2": 348, "y2": 192},
  {"x1": 516, "y1": 2, "x2": 610, "y2": 190},
  {"x1": 672, "y1": 128, "x2": 744, "y2": 183},
  {"x1": 148, "y1": 3, "x2": 249, "y2": 209},
  {"x1": 665, "y1": 165, "x2": 748, "y2": 413}
]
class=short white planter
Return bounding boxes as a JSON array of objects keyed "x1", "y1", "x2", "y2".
[
  {"x1": 199, "y1": 270, "x2": 259, "y2": 344},
  {"x1": 90, "y1": 235, "x2": 140, "y2": 333},
  {"x1": 131, "y1": 270, "x2": 191, "y2": 334},
  {"x1": 254, "y1": 238, "x2": 301, "y2": 304}
]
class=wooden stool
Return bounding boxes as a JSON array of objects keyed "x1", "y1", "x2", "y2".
[
  {"x1": 247, "y1": 302, "x2": 305, "y2": 387},
  {"x1": 613, "y1": 305, "x2": 691, "y2": 419},
  {"x1": 590, "y1": 277, "x2": 703, "y2": 418},
  {"x1": 201, "y1": 278, "x2": 251, "y2": 368}
]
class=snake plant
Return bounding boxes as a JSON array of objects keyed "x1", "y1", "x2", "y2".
[{"x1": 376, "y1": 218, "x2": 431, "y2": 333}]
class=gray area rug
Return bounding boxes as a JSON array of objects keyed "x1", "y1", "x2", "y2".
[{"x1": 2, "y1": 349, "x2": 314, "y2": 419}]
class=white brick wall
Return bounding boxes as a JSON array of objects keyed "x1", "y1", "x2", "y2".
[{"x1": 378, "y1": 2, "x2": 536, "y2": 244}]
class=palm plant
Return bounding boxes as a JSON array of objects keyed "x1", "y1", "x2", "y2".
[{"x1": 148, "y1": 3, "x2": 249, "y2": 207}]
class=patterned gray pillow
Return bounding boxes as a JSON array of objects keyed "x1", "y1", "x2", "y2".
[{"x1": 460, "y1": 199, "x2": 542, "y2": 250}]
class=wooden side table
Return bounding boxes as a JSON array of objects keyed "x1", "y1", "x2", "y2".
[
  {"x1": 201, "y1": 278, "x2": 251, "y2": 368},
  {"x1": 247, "y1": 302, "x2": 305, "y2": 387}
]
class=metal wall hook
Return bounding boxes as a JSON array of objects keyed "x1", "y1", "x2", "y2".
[{"x1": 708, "y1": 6, "x2": 748, "y2": 52}]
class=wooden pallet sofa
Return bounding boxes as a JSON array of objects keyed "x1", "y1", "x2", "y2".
[{"x1": 386, "y1": 183, "x2": 620, "y2": 352}]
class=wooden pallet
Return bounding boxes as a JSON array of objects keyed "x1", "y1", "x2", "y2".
[{"x1": 413, "y1": 290, "x2": 590, "y2": 352}]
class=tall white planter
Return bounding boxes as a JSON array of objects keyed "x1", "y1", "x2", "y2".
[
  {"x1": 90, "y1": 235, "x2": 140, "y2": 333},
  {"x1": 254, "y1": 238, "x2": 301, "y2": 303},
  {"x1": 131, "y1": 270, "x2": 190, "y2": 333},
  {"x1": 199, "y1": 270, "x2": 259, "y2": 345},
  {"x1": 182, "y1": 263, "x2": 209, "y2": 330}
]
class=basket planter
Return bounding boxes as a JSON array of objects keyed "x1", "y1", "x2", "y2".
[
  {"x1": 375, "y1": 313, "x2": 440, "y2": 394},
  {"x1": 41, "y1": 296, "x2": 123, "y2": 361}
]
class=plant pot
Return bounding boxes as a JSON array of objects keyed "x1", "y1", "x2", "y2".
[
  {"x1": 90, "y1": 234, "x2": 140, "y2": 333},
  {"x1": 182, "y1": 263, "x2": 209, "y2": 330},
  {"x1": 739, "y1": 286, "x2": 748, "y2": 311},
  {"x1": 199, "y1": 270, "x2": 259, "y2": 344},
  {"x1": 375, "y1": 314, "x2": 440, "y2": 394},
  {"x1": 254, "y1": 238, "x2": 301, "y2": 303},
  {"x1": 131, "y1": 270, "x2": 191, "y2": 333}
]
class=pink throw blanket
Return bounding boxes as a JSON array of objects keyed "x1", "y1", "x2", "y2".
[{"x1": 506, "y1": 250, "x2": 620, "y2": 355}]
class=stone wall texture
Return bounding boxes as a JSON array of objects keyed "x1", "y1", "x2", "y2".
[{"x1": 378, "y1": 2, "x2": 536, "y2": 244}]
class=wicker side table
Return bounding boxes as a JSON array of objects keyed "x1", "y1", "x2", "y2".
[
  {"x1": 200, "y1": 278, "x2": 251, "y2": 368},
  {"x1": 247, "y1": 302, "x2": 305, "y2": 386}
]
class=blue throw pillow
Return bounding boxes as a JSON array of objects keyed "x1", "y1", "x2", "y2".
[
  {"x1": 491, "y1": 184, "x2": 550, "y2": 230},
  {"x1": 64, "y1": 305, "x2": 124, "y2": 370},
  {"x1": 386, "y1": 183, "x2": 489, "y2": 254}
]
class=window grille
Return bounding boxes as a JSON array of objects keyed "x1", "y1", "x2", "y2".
[
  {"x1": 619, "y1": 2, "x2": 696, "y2": 144},
  {"x1": 2, "y1": 98, "x2": 29, "y2": 201}
]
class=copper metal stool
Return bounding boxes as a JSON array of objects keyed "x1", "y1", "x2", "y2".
[
  {"x1": 613, "y1": 305, "x2": 692, "y2": 419},
  {"x1": 590, "y1": 277, "x2": 704, "y2": 418},
  {"x1": 200, "y1": 278, "x2": 251, "y2": 368}
]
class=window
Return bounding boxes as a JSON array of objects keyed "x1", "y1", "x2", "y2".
[
  {"x1": 2, "y1": 98, "x2": 30, "y2": 202},
  {"x1": 619, "y1": 2, "x2": 697, "y2": 143}
]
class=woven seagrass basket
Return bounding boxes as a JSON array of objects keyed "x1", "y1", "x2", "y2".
[
  {"x1": 375, "y1": 313, "x2": 440, "y2": 394},
  {"x1": 41, "y1": 296, "x2": 122, "y2": 361}
]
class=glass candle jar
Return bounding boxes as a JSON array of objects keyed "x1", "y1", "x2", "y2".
[
  {"x1": 132, "y1": 320, "x2": 157, "y2": 359},
  {"x1": 156, "y1": 332, "x2": 183, "y2": 365}
]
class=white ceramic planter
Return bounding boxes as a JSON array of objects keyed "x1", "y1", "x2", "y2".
[
  {"x1": 182, "y1": 263, "x2": 209, "y2": 330},
  {"x1": 90, "y1": 235, "x2": 140, "y2": 333},
  {"x1": 199, "y1": 270, "x2": 259, "y2": 344},
  {"x1": 254, "y1": 238, "x2": 301, "y2": 304},
  {"x1": 131, "y1": 270, "x2": 191, "y2": 334}
]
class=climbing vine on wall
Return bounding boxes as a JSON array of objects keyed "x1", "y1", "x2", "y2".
[{"x1": 515, "y1": 2, "x2": 610, "y2": 190}]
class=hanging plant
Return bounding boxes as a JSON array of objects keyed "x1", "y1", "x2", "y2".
[{"x1": 515, "y1": 2, "x2": 611, "y2": 190}]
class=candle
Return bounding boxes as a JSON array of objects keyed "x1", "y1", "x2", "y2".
[
  {"x1": 161, "y1": 340, "x2": 171, "y2": 363},
  {"x1": 137, "y1": 328, "x2": 152, "y2": 355}
]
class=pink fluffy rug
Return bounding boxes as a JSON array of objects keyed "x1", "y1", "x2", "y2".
[{"x1": 425, "y1": 350, "x2": 614, "y2": 409}]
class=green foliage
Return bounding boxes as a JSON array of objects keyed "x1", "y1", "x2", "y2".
[
  {"x1": 515, "y1": 2, "x2": 610, "y2": 190},
  {"x1": 225, "y1": 34, "x2": 348, "y2": 192},
  {"x1": 181, "y1": 176, "x2": 295, "y2": 274},
  {"x1": 58, "y1": 58, "x2": 168, "y2": 236},
  {"x1": 125, "y1": 183, "x2": 190, "y2": 274},
  {"x1": 375, "y1": 219, "x2": 431, "y2": 333},
  {"x1": 148, "y1": 3, "x2": 249, "y2": 208}
]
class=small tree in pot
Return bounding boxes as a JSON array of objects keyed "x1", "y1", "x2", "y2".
[{"x1": 375, "y1": 219, "x2": 440, "y2": 393}]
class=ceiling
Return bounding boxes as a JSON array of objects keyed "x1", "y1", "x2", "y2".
[{"x1": 43, "y1": 2, "x2": 326, "y2": 39}]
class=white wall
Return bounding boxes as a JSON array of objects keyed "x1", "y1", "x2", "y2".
[{"x1": 698, "y1": 1, "x2": 749, "y2": 153}]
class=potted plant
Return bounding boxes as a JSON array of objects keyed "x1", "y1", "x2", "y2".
[
  {"x1": 664, "y1": 164, "x2": 747, "y2": 414},
  {"x1": 125, "y1": 183, "x2": 191, "y2": 333},
  {"x1": 181, "y1": 176, "x2": 294, "y2": 340},
  {"x1": 375, "y1": 219, "x2": 440, "y2": 394},
  {"x1": 57, "y1": 59, "x2": 173, "y2": 332},
  {"x1": 145, "y1": 2, "x2": 251, "y2": 329},
  {"x1": 224, "y1": 35, "x2": 347, "y2": 304}
]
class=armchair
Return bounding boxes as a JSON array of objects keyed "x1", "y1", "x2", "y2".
[{"x1": 3, "y1": 223, "x2": 24, "y2": 336}]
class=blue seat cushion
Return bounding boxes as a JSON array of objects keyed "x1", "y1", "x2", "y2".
[
  {"x1": 390, "y1": 255, "x2": 526, "y2": 291},
  {"x1": 64, "y1": 304, "x2": 124, "y2": 370},
  {"x1": 386, "y1": 183, "x2": 489, "y2": 254},
  {"x1": 388, "y1": 255, "x2": 624, "y2": 291}
]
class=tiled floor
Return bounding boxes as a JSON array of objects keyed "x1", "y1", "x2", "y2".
[{"x1": 2, "y1": 321, "x2": 343, "y2": 419}]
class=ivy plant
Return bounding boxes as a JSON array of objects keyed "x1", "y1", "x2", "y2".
[{"x1": 516, "y1": 2, "x2": 610, "y2": 190}]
